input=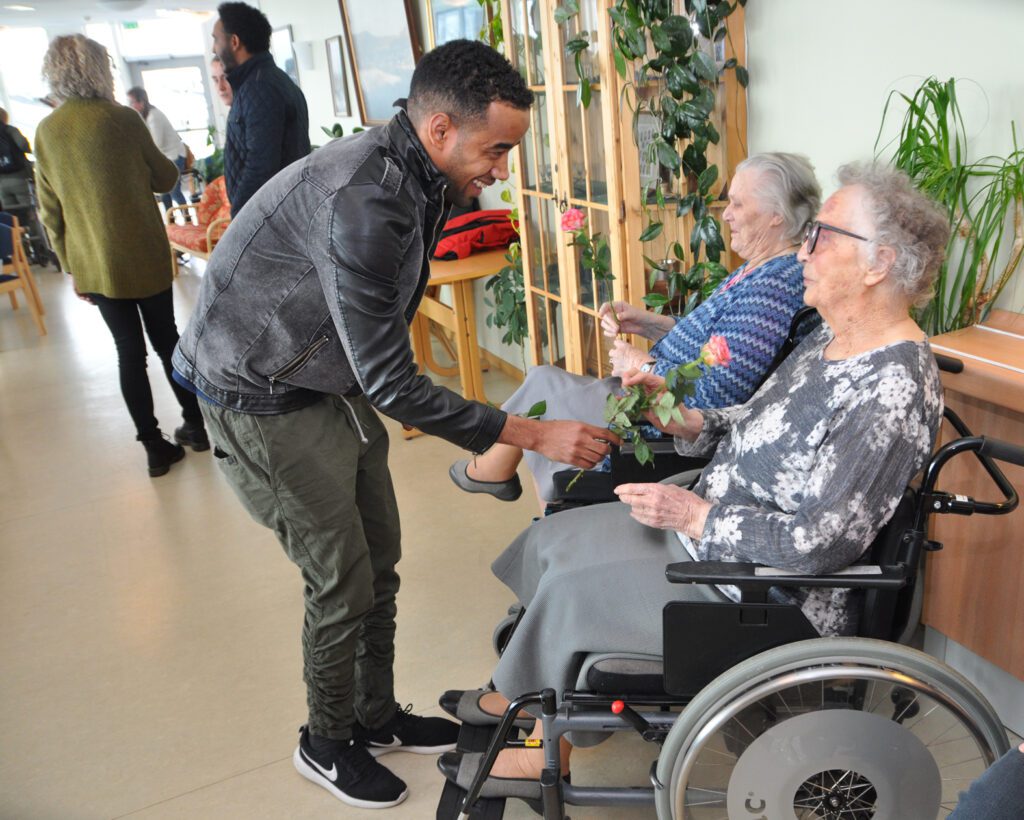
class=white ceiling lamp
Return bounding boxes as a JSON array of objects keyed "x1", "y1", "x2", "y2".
[
  {"x1": 3, "y1": 4, "x2": 36, "y2": 10},
  {"x1": 97, "y1": 0, "x2": 147, "y2": 10}
]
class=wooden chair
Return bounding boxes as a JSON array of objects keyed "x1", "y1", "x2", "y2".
[
  {"x1": 0, "y1": 213, "x2": 46, "y2": 336},
  {"x1": 165, "y1": 175, "x2": 231, "y2": 270}
]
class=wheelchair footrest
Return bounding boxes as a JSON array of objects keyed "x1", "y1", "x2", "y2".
[{"x1": 436, "y1": 722, "x2": 517, "y2": 820}]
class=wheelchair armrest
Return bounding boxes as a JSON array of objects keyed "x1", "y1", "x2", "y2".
[{"x1": 665, "y1": 560, "x2": 909, "y2": 590}]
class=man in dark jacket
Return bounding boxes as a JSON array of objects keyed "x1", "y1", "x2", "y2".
[
  {"x1": 172, "y1": 40, "x2": 616, "y2": 809},
  {"x1": 213, "y1": 2, "x2": 310, "y2": 216}
]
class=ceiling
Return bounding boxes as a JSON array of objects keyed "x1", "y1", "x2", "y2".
[{"x1": 0, "y1": 0, "x2": 219, "y2": 30}]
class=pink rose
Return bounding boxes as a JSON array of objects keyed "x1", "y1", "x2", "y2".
[
  {"x1": 701, "y1": 335, "x2": 731, "y2": 367},
  {"x1": 560, "y1": 207, "x2": 586, "y2": 233}
]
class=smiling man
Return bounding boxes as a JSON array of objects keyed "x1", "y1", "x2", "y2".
[{"x1": 171, "y1": 39, "x2": 616, "y2": 810}]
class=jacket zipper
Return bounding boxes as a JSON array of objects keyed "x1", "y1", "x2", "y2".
[{"x1": 267, "y1": 334, "x2": 330, "y2": 393}]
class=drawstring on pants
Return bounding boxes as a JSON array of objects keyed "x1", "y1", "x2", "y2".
[{"x1": 340, "y1": 396, "x2": 369, "y2": 444}]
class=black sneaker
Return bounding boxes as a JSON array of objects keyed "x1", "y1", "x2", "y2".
[
  {"x1": 173, "y1": 421, "x2": 210, "y2": 452},
  {"x1": 293, "y1": 726, "x2": 408, "y2": 809},
  {"x1": 353, "y1": 703, "x2": 460, "y2": 758},
  {"x1": 139, "y1": 433, "x2": 185, "y2": 477}
]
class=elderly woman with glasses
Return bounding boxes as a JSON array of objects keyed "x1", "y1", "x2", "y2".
[
  {"x1": 449, "y1": 152, "x2": 821, "y2": 506},
  {"x1": 438, "y1": 163, "x2": 951, "y2": 799}
]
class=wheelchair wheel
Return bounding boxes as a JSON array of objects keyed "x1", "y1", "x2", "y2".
[
  {"x1": 655, "y1": 638, "x2": 1009, "y2": 820},
  {"x1": 492, "y1": 605, "x2": 522, "y2": 657}
]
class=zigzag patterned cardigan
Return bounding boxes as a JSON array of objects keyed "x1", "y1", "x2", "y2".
[{"x1": 649, "y1": 253, "x2": 806, "y2": 409}]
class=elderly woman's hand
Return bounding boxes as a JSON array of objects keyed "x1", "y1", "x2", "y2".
[
  {"x1": 609, "y1": 339, "x2": 653, "y2": 377},
  {"x1": 614, "y1": 482, "x2": 711, "y2": 539},
  {"x1": 620, "y1": 369, "x2": 704, "y2": 440},
  {"x1": 599, "y1": 301, "x2": 674, "y2": 341}
]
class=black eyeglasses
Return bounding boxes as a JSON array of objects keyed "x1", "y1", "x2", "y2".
[{"x1": 802, "y1": 220, "x2": 871, "y2": 254}]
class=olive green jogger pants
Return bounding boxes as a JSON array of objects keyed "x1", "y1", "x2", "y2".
[{"x1": 201, "y1": 394, "x2": 401, "y2": 739}]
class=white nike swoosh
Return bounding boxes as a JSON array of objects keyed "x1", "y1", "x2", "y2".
[
  {"x1": 302, "y1": 749, "x2": 338, "y2": 781},
  {"x1": 368, "y1": 734, "x2": 402, "y2": 748}
]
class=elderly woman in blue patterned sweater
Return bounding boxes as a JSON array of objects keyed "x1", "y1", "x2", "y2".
[
  {"x1": 438, "y1": 163, "x2": 951, "y2": 797},
  {"x1": 450, "y1": 151, "x2": 821, "y2": 506}
]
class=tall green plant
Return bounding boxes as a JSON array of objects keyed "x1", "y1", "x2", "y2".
[{"x1": 875, "y1": 76, "x2": 1024, "y2": 335}]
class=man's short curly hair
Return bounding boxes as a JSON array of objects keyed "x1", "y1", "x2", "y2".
[
  {"x1": 218, "y1": 2, "x2": 272, "y2": 54},
  {"x1": 408, "y1": 39, "x2": 533, "y2": 126}
]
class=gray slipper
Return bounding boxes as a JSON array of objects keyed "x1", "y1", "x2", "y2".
[
  {"x1": 449, "y1": 460, "x2": 523, "y2": 501},
  {"x1": 439, "y1": 688, "x2": 536, "y2": 729}
]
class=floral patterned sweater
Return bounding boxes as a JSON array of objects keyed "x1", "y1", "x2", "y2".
[{"x1": 676, "y1": 324, "x2": 943, "y2": 636}]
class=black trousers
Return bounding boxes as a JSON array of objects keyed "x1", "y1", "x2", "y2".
[{"x1": 90, "y1": 288, "x2": 201, "y2": 439}]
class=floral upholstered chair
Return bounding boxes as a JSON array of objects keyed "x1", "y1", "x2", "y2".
[{"x1": 165, "y1": 175, "x2": 231, "y2": 267}]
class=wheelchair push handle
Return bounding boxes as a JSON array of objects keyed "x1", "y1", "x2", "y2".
[
  {"x1": 933, "y1": 352, "x2": 964, "y2": 373},
  {"x1": 979, "y1": 436, "x2": 1024, "y2": 468}
]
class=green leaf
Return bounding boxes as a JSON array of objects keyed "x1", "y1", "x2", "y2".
[
  {"x1": 697, "y1": 164, "x2": 719, "y2": 195},
  {"x1": 578, "y1": 76, "x2": 592, "y2": 108},
  {"x1": 643, "y1": 292, "x2": 670, "y2": 311},
  {"x1": 553, "y1": 0, "x2": 579, "y2": 25},
  {"x1": 676, "y1": 192, "x2": 697, "y2": 216},
  {"x1": 565, "y1": 35, "x2": 589, "y2": 54},
  {"x1": 525, "y1": 400, "x2": 547, "y2": 418},
  {"x1": 655, "y1": 404, "x2": 672, "y2": 425},
  {"x1": 655, "y1": 138, "x2": 681, "y2": 170},
  {"x1": 633, "y1": 437, "x2": 653, "y2": 466},
  {"x1": 692, "y1": 50, "x2": 717, "y2": 83},
  {"x1": 735, "y1": 65, "x2": 749, "y2": 88},
  {"x1": 500, "y1": 188, "x2": 513, "y2": 203},
  {"x1": 613, "y1": 45, "x2": 627, "y2": 78},
  {"x1": 639, "y1": 220, "x2": 664, "y2": 242}
]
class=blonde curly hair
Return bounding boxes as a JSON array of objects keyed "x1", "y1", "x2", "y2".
[{"x1": 42, "y1": 35, "x2": 114, "y2": 102}]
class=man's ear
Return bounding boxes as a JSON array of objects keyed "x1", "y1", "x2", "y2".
[
  {"x1": 230, "y1": 33, "x2": 242, "y2": 54},
  {"x1": 423, "y1": 112, "x2": 454, "y2": 152},
  {"x1": 865, "y1": 244, "x2": 896, "y2": 287}
]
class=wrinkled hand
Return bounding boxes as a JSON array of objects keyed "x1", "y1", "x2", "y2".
[
  {"x1": 620, "y1": 369, "x2": 703, "y2": 438},
  {"x1": 599, "y1": 301, "x2": 651, "y2": 338},
  {"x1": 614, "y1": 482, "x2": 711, "y2": 538},
  {"x1": 609, "y1": 339, "x2": 653, "y2": 378},
  {"x1": 533, "y1": 420, "x2": 621, "y2": 469},
  {"x1": 72, "y1": 283, "x2": 94, "y2": 304}
]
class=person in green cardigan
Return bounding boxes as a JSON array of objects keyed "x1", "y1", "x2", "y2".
[{"x1": 34, "y1": 34, "x2": 210, "y2": 476}]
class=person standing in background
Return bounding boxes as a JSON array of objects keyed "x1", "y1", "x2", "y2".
[
  {"x1": 0, "y1": 107, "x2": 35, "y2": 210},
  {"x1": 126, "y1": 86, "x2": 189, "y2": 212},
  {"x1": 212, "y1": 2, "x2": 310, "y2": 216},
  {"x1": 34, "y1": 35, "x2": 210, "y2": 477},
  {"x1": 210, "y1": 55, "x2": 234, "y2": 109}
]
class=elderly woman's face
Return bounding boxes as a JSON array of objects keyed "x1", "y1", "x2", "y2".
[
  {"x1": 798, "y1": 186, "x2": 875, "y2": 312},
  {"x1": 722, "y1": 168, "x2": 783, "y2": 260}
]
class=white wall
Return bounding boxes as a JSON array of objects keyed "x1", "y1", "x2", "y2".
[
  {"x1": 745, "y1": 0, "x2": 1024, "y2": 312},
  {"x1": 255, "y1": 0, "x2": 365, "y2": 144}
]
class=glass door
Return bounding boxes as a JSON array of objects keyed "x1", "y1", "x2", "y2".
[{"x1": 502, "y1": 0, "x2": 625, "y2": 377}]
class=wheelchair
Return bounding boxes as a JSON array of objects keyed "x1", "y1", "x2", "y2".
[{"x1": 437, "y1": 353, "x2": 1024, "y2": 820}]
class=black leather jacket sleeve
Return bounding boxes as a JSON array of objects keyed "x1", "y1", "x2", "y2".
[{"x1": 318, "y1": 180, "x2": 508, "y2": 452}]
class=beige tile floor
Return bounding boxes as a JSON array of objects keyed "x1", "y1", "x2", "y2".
[{"x1": 0, "y1": 268, "x2": 656, "y2": 820}]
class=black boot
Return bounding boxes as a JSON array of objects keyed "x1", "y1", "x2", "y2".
[
  {"x1": 139, "y1": 433, "x2": 185, "y2": 477},
  {"x1": 174, "y1": 420, "x2": 210, "y2": 452}
]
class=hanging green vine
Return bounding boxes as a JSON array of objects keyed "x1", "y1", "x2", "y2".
[{"x1": 612, "y1": 0, "x2": 748, "y2": 312}]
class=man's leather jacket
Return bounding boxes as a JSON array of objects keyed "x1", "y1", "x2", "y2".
[{"x1": 172, "y1": 111, "x2": 507, "y2": 453}]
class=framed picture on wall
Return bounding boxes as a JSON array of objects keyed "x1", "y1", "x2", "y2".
[
  {"x1": 337, "y1": 0, "x2": 422, "y2": 125},
  {"x1": 325, "y1": 35, "x2": 351, "y2": 118},
  {"x1": 426, "y1": 0, "x2": 485, "y2": 48},
  {"x1": 270, "y1": 25, "x2": 301, "y2": 86}
]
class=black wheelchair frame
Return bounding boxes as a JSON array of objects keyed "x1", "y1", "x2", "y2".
[{"x1": 438, "y1": 354, "x2": 1024, "y2": 820}]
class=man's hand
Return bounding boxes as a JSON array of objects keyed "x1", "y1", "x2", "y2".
[
  {"x1": 609, "y1": 339, "x2": 652, "y2": 377},
  {"x1": 614, "y1": 482, "x2": 711, "y2": 539},
  {"x1": 499, "y1": 415, "x2": 621, "y2": 469}
]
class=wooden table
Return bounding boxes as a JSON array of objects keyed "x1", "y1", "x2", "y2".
[
  {"x1": 405, "y1": 249, "x2": 507, "y2": 438},
  {"x1": 925, "y1": 310, "x2": 1024, "y2": 681}
]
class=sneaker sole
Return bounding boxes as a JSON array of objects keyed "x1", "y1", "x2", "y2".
[
  {"x1": 292, "y1": 747, "x2": 409, "y2": 809},
  {"x1": 365, "y1": 741, "x2": 457, "y2": 758}
]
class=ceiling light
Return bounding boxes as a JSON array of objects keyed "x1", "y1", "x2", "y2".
[{"x1": 4, "y1": 5, "x2": 36, "y2": 10}]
